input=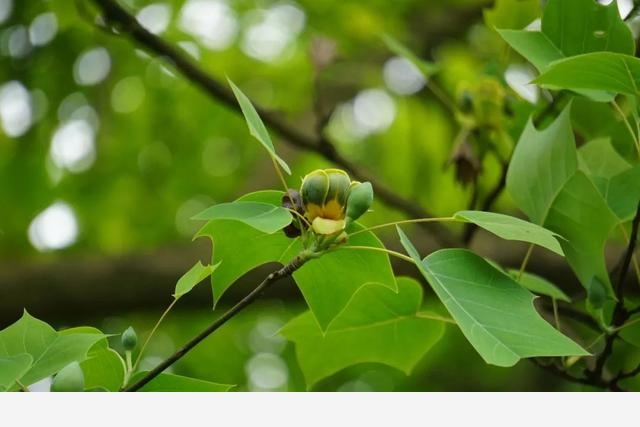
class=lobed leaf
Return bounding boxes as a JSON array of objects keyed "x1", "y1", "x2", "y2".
[
  {"x1": 0, "y1": 312, "x2": 106, "y2": 387},
  {"x1": 285, "y1": 224, "x2": 398, "y2": 331},
  {"x1": 543, "y1": 172, "x2": 619, "y2": 297},
  {"x1": 282, "y1": 277, "x2": 444, "y2": 387},
  {"x1": 398, "y1": 228, "x2": 588, "y2": 367},
  {"x1": 506, "y1": 104, "x2": 577, "y2": 225}
]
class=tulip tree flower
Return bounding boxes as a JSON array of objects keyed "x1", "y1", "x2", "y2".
[{"x1": 300, "y1": 168, "x2": 373, "y2": 236}]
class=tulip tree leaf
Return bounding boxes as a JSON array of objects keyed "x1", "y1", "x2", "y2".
[
  {"x1": 192, "y1": 202, "x2": 292, "y2": 234},
  {"x1": 130, "y1": 372, "x2": 234, "y2": 392},
  {"x1": 398, "y1": 228, "x2": 588, "y2": 367},
  {"x1": 508, "y1": 270, "x2": 571, "y2": 303},
  {"x1": 197, "y1": 191, "x2": 299, "y2": 307},
  {"x1": 173, "y1": 261, "x2": 220, "y2": 299},
  {"x1": 499, "y1": 0, "x2": 634, "y2": 72},
  {"x1": 578, "y1": 139, "x2": 640, "y2": 221},
  {"x1": 282, "y1": 277, "x2": 445, "y2": 387},
  {"x1": 80, "y1": 346, "x2": 125, "y2": 392},
  {"x1": 578, "y1": 138, "x2": 630, "y2": 179},
  {"x1": 543, "y1": 172, "x2": 619, "y2": 297},
  {"x1": 454, "y1": 210, "x2": 564, "y2": 255},
  {"x1": 0, "y1": 311, "x2": 106, "y2": 387},
  {"x1": 284, "y1": 224, "x2": 398, "y2": 331},
  {"x1": 604, "y1": 166, "x2": 640, "y2": 221},
  {"x1": 484, "y1": 0, "x2": 540, "y2": 32},
  {"x1": 228, "y1": 79, "x2": 291, "y2": 174},
  {"x1": 381, "y1": 34, "x2": 439, "y2": 78},
  {"x1": 506, "y1": 105, "x2": 577, "y2": 225},
  {"x1": 0, "y1": 354, "x2": 33, "y2": 391},
  {"x1": 536, "y1": 52, "x2": 640, "y2": 96}
]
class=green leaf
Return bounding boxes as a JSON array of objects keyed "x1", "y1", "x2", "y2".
[
  {"x1": 578, "y1": 138, "x2": 630, "y2": 179},
  {"x1": 228, "y1": 79, "x2": 291, "y2": 174},
  {"x1": 506, "y1": 105, "x2": 577, "y2": 225},
  {"x1": 193, "y1": 201, "x2": 292, "y2": 234},
  {"x1": 0, "y1": 354, "x2": 32, "y2": 391},
  {"x1": 508, "y1": 270, "x2": 571, "y2": 303},
  {"x1": 381, "y1": 34, "x2": 439, "y2": 78},
  {"x1": 536, "y1": 52, "x2": 640, "y2": 96},
  {"x1": 173, "y1": 261, "x2": 219, "y2": 299},
  {"x1": 285, "y1": 224, "x2": 397, "y2": 331},
  {"x1": 196, "y1": 191, "x2": 298, "y2": 307},
  {"x1": 0, "y1": 311, "x2": 106, "y2": 386},
  {"x1": 620, "y1": 318, "x2": 640, "y2": 347},
  {"x1": 454, "y1": 210, "x2": 564, "y2": 256},
  {"x1": 282, "y1": 277, "x2": 445, "y2": 387},
  {"x1": 484, "y1": 0, "x2": 540, "y2": 31},
  {"x1": 499, "y1": 0, "x2": 634, "y2": 72},
  {"x1": 80, "y1": 347, "x2": 125, "y2": 392},
  {"x1": 578, "y1": 138, "x2": 640, "y2": 221},
  {"x1": 398, "y1": 229, "x2": 588, "y2": 367},
  {"x1": 544, "y1": 172, "x2": 619, "y2": 297},
  {"x1": 130, "y1": 372, "x2": 234, "y2": 392},
  {"x1": 605, "y1": 166, "x2": 640, "y2": 221}
]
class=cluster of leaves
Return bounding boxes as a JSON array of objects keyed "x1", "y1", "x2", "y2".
[{"x1": 3, "y1": 0, "x2": 640, "y2": 391}]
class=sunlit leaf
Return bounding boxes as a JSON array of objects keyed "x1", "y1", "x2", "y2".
[
  {"x1": 0, "y1": 354, "x2": 32, "y2": 392},
  {"x1": 454, "y1": 210, "x2": 564, "y2": 255},
  {"x1": 228, "y1": 79, "x2": 291, "y2": 174},
  {"x1": 173, "y1": 261, "x2": 219, "y2": 299},
  {"x1": 398, "y1": 228, "x2": 588, "y2": 367},
  {"x1": 284, "y1": 224, "x2": 398, "y2": 331},
  {"x1": 282, "y1": 277, "x2": 445, "y2": 387},
  {"x1": 193, "y1": 201, "x2": 292, "y2": 234},
  {"x1": 196, "y1": 190, "x2": 298, "y2": 306},
  {"x1": 80, "y1": 345, "x2": 125, "y2": 392},
  {"x1": 0, "y1": 312, "x2": 105, "y2": 386}
]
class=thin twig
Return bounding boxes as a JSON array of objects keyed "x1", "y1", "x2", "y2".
[
  {"x1": 132, "y1": 298, "x2": 177, "y2": 372},
  {"x1": 124, "y1": 254, "x2": 308, "y2": 391},
  {"x1": 89, "y1": 0, "x2": 458, "y2": 247},
  {"x1": 461, "y1": 162, "x2": 507, "y2": 244}
]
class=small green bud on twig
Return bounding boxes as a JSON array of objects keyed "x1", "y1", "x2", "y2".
[{"x1": 121, "y1": 326, "x2": 138, "y2": 351}]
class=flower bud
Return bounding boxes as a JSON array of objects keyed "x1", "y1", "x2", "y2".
[
  {"x1": 301, "y1": 169, "x2": 351, "y2": 235},
  {"x1": 345, "y1": 181, "x2": 373, "y2": 224},
  {"x1": 51, "y1": 361, "x2": 84, "y2": 392},
  {"x1": 121, "y1": 326, "x2": 138, "y2": 351}
]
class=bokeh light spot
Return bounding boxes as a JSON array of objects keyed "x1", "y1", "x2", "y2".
[
  {"x1": 0, "y1": 80, "x2": 32, "y2": 137},
  {"x1": 28, "y1": 201, "x2": 79, "y2": 251},
  {"x1": 73, "y1": 47, "x2": 111, "y2": 86}
]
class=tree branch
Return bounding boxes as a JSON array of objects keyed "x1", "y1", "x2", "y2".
[
  {"x1": 89, "y1": 0, "x2": 458, "y2": 247},
  {"x1": 124, "y1": 254, "x2": 308, "y2": 392},
  {"x1": 583, "y1": 200, "x2": 640, "y2": 388}
]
